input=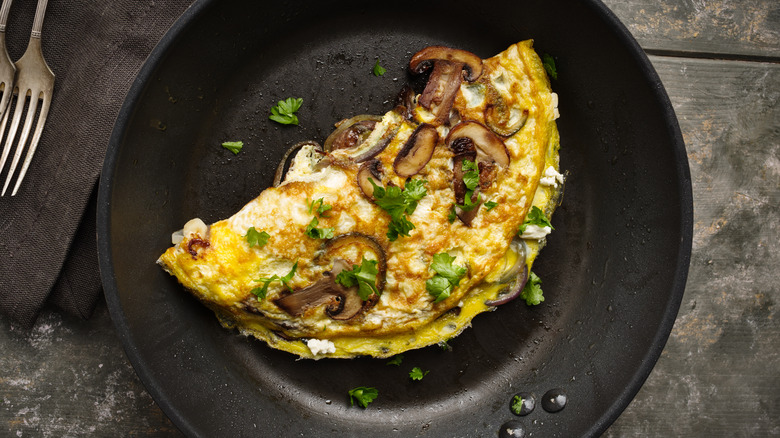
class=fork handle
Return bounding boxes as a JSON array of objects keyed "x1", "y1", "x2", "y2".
[
  {"x1": 30, "y1": 0, "x2": 48, "y2": 39},
  {"x1": 0, "y1": 0, "x2": 12, "y2": 33}
]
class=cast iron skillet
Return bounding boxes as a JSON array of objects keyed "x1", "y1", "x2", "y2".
[{"x1": 97, "y1": 0, "x2": 693, "y2": 436}]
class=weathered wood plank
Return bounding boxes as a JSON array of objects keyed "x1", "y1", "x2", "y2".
[
  {"x1": 606, "y1": 56, "x2": 780, "y2": 436},
  {"x1": 0, "y1": 306, "x2": 182, "y2": 437},
  {"x1": 602, "y1": 0, "x2": 780, "y2": 59}
]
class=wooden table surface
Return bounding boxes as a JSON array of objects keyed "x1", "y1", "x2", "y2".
[{"x1": 2, "y1": 0, "x2": 778, "y2": 436}]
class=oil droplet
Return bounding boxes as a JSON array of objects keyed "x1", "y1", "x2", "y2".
[
  {"x1": 541, "y1": 388, "x2": 567, "y2": 413},
  {"x1": 498, "y1": 420, "x2": 525, "y2": 438}
]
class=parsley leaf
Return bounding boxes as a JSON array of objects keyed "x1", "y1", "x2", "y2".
[
  {"x1": 221, "y1": 141, "x2": 243, "y2": 154},
  {"x1": 373, "y1": 58, "x2": 387, "y2": 77},
  {"x1": 520, "y1": 271, "x2": 544, "y2": 305},
  {"x1": 280, "y1": 261, "x2": 298, "y2": 289},
  {"x1": 458, "y1": 159, "x2": 481, "y2": 212},
  {"x1": 386, "y1": 354, "x2": 404, "y2": 366},
  {"x1": 409, "y1": 367, "x2": 429, "y2": 381},
  {"x1": 425, "y1": 253, "x2": 467, "y2": 303},
  {"x1": 369, "y1": 178, "x2": 428, "y2": 241},
  {"x1": 335, "y1": 257, "x2": 379, "y2": 300},
  {"x1": 244, "y1": 227, "x2": 270, "y2": 248},
  {"x1": 305, "y1": 217, "x2": 335, "y2": 240},
  {"x1": 543, "y1": 54, "x2": 558, "y2": 80},
  {"x1": 447, "y1": 205, "x2": 457, "y2": 223},
  {"x1": 511, "y1": 395, "x2": 525, "y2": 415},
  {"x1": 250, "y1": 262, "x2": 298, "y2": 299},
  {"x1": 348, "y1": 386, "x2": 378, "y2": 408},
  {"x1": 250, "y1": 276, "x2": 278, "y2": 299},
  {"x1": 309, "y1": 198, "x2": 332, "y2": 217},
  {"x1": 269, "y1": 97, "x2": 303, "y2": 125},
  {"x1": 438, "y1": 339, "x2": 451, "y2": 351},
  {"x1": 484, "y1": 200, "x2": 498, "y2": 211},
  {"x1": 518, "y1": 206, "x2": 554, "y2": 235}
]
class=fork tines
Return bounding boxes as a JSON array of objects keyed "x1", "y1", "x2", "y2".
[{"x1": 0, "y1": 0, "x2": 54, "y2": 197}]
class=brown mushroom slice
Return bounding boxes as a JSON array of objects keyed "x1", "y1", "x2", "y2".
[
  {"x1": 393, "y1": 123, "x2": 439, "y2": 177},
  {"x1": 356, "y1": 159, "x2": 386, "y2": 198},
  {"x1": 323, "y1": 115, "x2": 382, "y2": 152},
  {"x1": 273, "y1": 276, "x2": 342, "y2": 317},
  {"x1": 409, "y1": 47, "x2": 483, "y2": 126},
  {"x1": 322, "y1": 233, "x2": 387, "y2": 293},
  {"x1": 483, "y1": 82, "x2": 529, "y2": 137},
  {"x1": 446, "y1": 121, "x2": 510, "y2": 168},
  {"x1": 409, "y1": 46, "x2": 483, "y2": 81}
]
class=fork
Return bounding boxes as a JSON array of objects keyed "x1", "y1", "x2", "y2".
[
  {"x1": 0, "y1": 0, "x2": 15, "y2": 125},
  {"x1": 0, "y1": 0, "x2": 54, "y2": 196}
]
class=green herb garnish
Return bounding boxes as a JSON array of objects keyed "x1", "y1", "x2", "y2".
[
  {"x1": 425, "y1": 253, "x2": 467, "y2": 303},
  {"x1": 386, "y1": 354, "x2": 404, "y2": 366},
  {"x1": 244, "y1": 227, "x2": 270, "y2": 248},
  {"x1": 309, "y1": 197, "x2": 332, "y2": 217},
  {"x1": 335, "y1": 257, "x2": 379, "y2": 300},
  {"x1": 250, "y1": 262, "x2": 298, "y2": 299},
  {"x1": 305, "y1": 217, "x2": 335, "y2": 240},
  {"x1": 485, "y1": 201, "x2": 498, "y2": 211},
  {"x1": 543, "y1": 53, "x2": 558, "y2": 80},
  {"x1": 520, "y1": 271, "x2": 544, "y2": 306},
  {"x1": 447, "y1": 205, "x2": 457, "y2": 223},
  {"x1": 269, "y1": 97, "x2": 303, "y2": 125},
  {"x1": 409, "y1": 367, "x2": 429, "y2": 381},
  {"x1": 221, "y1": 141, "x2": 243, "y2": 154},
  {"x1": 518, "y1": 206, "x2": 554, "y2": 235},
  {"x1": 348, "y1": 386, "x2": 378, "y2": 408},
  {"x1": 373, "y1": 58, "x2": 387, "y2": 77},
  {"x1": 511, "y1": 395, "x2": 525, "y2": 415},
  {"x1": 458, "y1": 159, "x2": 481, "y2": 212},
  {"x1": 369, "y1": 178, "x2": 428, "y2": 241}
]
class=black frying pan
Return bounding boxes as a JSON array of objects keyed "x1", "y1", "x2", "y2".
[{"x1": 97, "y1": 0, "x2": 692, "y2": 436}]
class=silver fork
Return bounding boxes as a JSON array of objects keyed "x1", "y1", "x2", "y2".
[
  {"x1": 0, "y1": 0, "x2": 54, "y2": 196},
  {"x1": 0, "y1": 0, "x2": 15, "y2": 124}
]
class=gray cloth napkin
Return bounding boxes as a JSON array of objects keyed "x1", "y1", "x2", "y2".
[{"x1": 0, "y1": 0, "x2": 195, "y2": 328}]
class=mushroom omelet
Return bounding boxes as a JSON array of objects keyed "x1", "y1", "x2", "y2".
[{"x1": 158, "y1": 40, "x2": 563, "y2": 359}]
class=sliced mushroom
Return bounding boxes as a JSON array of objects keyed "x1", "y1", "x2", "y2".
[
  {"x1": 275, "y1": 234, "x2": 387, "y2": 321},
  {"x1": 484, "y1": 82, "x2": 528, "y2": 137},
  {"x1": 446, "y1": 121, "x2": 510, "y2": 168},
  {"x1": 409, "y1": 46, "x2": 483, "y2": 81},
  {"x1": 409, "y1": 46, "x2": 483, "y2": 126},
  {"x1": 393, "y1": 123, "x2": 439, "y2": 177},
  {"x1": 357, "y1": 159, "x2": 386, "y2": 198},
  {"x1": 395, "y1": 84, "x2": 417, "y2": 121},
  {"x1": 323, "y1": 115, "x2": 382, "y2": 152}
]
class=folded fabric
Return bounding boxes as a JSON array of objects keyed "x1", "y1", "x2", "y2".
[{"x1": 0, "y1": 0, "x2": 195, "y2": 328}]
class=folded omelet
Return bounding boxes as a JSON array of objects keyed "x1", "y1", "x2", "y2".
[{"x1": 158, "y1": 40, "x2": 562, "y2": 359}]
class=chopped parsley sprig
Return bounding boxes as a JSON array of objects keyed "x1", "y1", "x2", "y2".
[
  {"x1": 348, "y1": 386, "x2": 378, "y2": 408},
  {"x1": 543, "y1": 53, "x2": 558, "y2": 80},
  {"x1": 409, "y1": 367, "x2": 429, "y2": 381},
  {"x1": 305, "y1": 217, "x2": 334, "y2": 240},
  {"x1": 458, "y1": 159, "x2": 481, "y2": 212},
  {"x1": 244, "y1": 227, "x2": 270, "y2": 248},
  {"x1": 221, "y1": 141, "x2": 243, "y2": 154},
  {"x1": 269, "y1": 97, "x2": 303, "y2": 125},
  {"x1": 520, "y1": 271, "x2": 544, "y2": 306},
  {"x1": 335, "y1": 257, "x2": 379, "y2": 300},
  {"x1": 425, "y1": 253, "x2": 466, "y2": 303},
  {"x1": 369, "y1": 178, "x2": 427, "y2": 241},
  {"x1": 373, "y1": 59, "x2": 387, "y2": 77},
  {"x1": 518, "y1": 206, "x2": 554, "y2": 235},
  {"x1": 250, "y1": 262, "x2": 298, "y2": 299}
]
